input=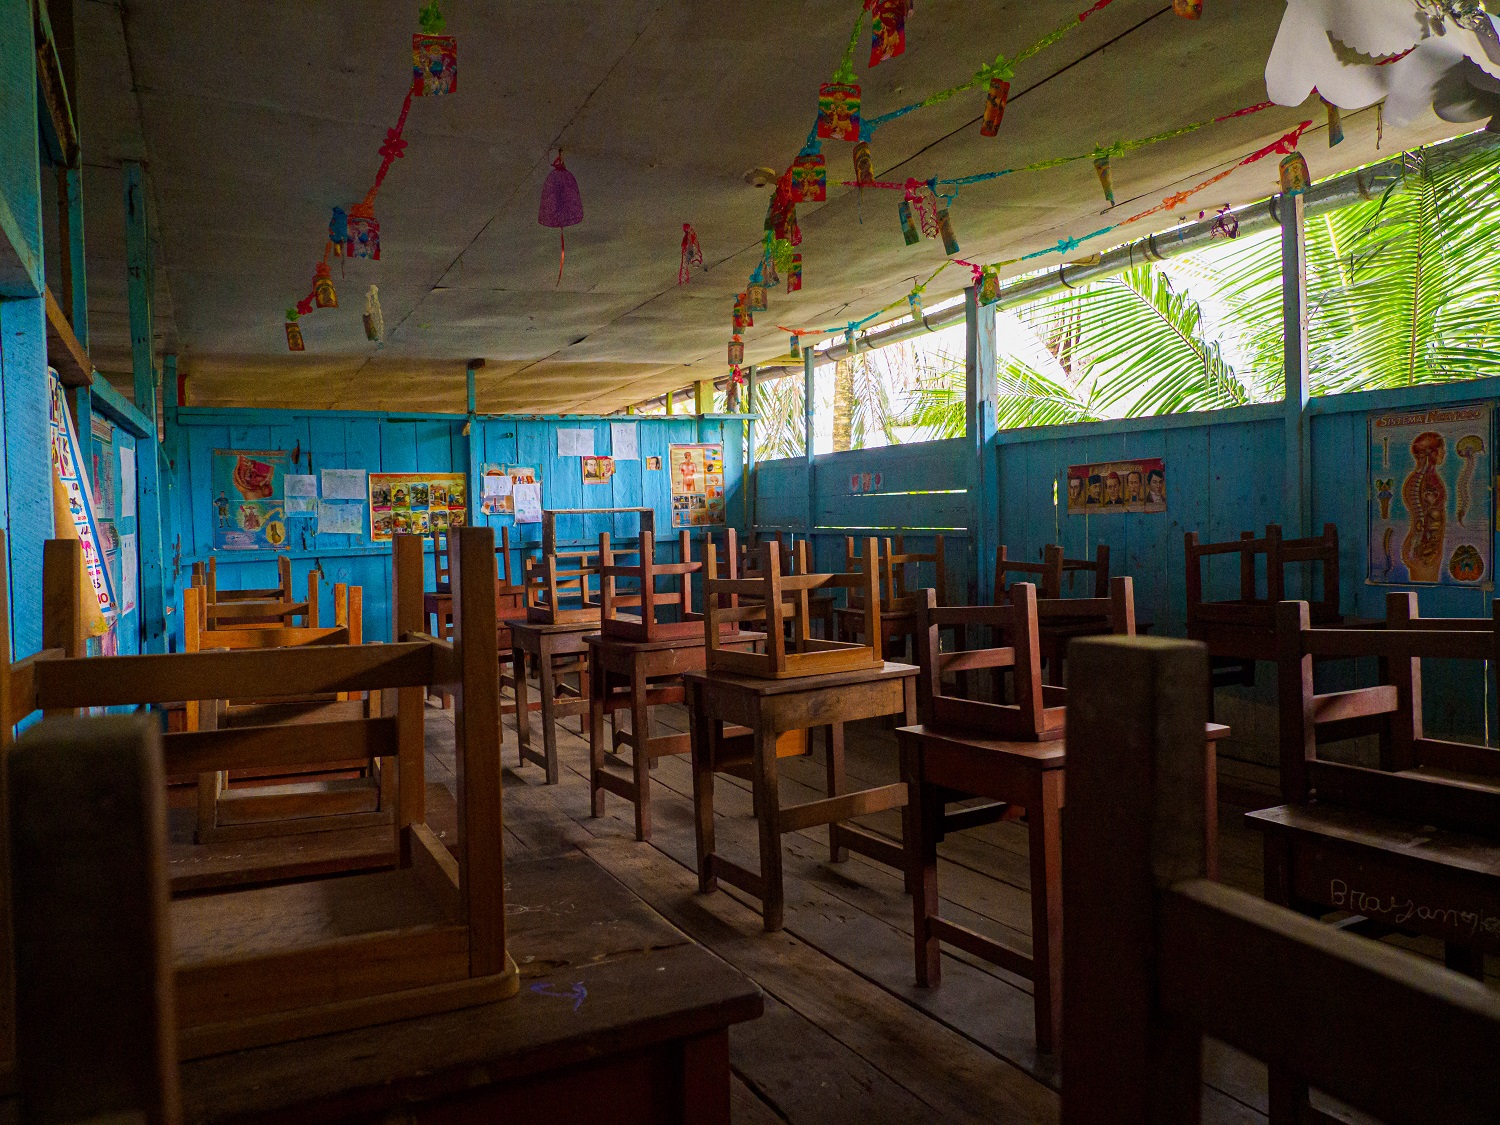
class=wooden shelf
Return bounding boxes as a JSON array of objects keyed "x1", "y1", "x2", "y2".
[{"x1": 45, "y1": 287, "x2": 92, "y2": 388}]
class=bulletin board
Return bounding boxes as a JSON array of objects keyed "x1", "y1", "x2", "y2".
[{"x1": 370, "y1": 471, "x2": 467, "y2": 540}]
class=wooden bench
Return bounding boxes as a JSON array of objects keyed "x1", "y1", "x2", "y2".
[
  {"x1": 1062, "y1": 633, "x2": 1500, "y2": 1125},
  {"x1": 2, "y1": 527, "x2": 519, "y2": 1061}
]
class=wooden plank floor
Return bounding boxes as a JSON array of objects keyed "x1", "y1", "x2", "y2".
[{"x1": 419, "y1": 696, "x2": 1458, "y2": 1125}]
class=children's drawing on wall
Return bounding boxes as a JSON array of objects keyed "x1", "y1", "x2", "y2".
[
  {"x1": 1064, "y1": 458, "x2": 1166, "y2": 515},
  {"x1": 669, "y1": 443, "x2": 726, "y2": 528},
  {"x1": 1368, "y1": 404, "x2": 1492, "y2": 586},
  {"x1": 212, "y1": 449, "x2": 290, "y2": 550}
]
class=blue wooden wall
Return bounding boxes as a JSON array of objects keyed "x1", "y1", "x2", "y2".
[{"x1": 168, "y1": 408, "x2": 746, "y2": 646}]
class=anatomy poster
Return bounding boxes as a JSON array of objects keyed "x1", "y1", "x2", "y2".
[
  {"x1": 212, "y1": 449, "x2": 290, "y2": 550},
  {"x1": 1065, "y1": 458, "x2": 1166, "y2": 515},
  {"x1": 1369, "y1": 403, "x2": 1492, "y2": 587},
  {"x1": 669, "y1": 443, "x2": 725, "y2": 528},
  {"x1": 369, "y1": 471, "x2": 466, "y2": 541}
]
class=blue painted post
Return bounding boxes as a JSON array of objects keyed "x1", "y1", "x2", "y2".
[
  {"x1": 803, "y1": 347, "x2": 816, "y2": 536},
  {"x1": 60, "y1": 168, "x2": 87, "y2": 346},
  {"x1": 161, "y1": 354, "x2": 181, "y2": 624},
  {"x1": 465, "y1": 361, "x2": 480, "y2": 524},
  {"x1": 124, "y1": 162, "x2": 168, "y2": 653},
  {"x1": 745, "y1": 365, "x2": 757, "y2": 530},
  {"x1": 1281, "y1": 190, "x2": 1311, "y2": 539},
  {"x1": 966, "y1": 286, "x2": 999, "y2": 604}
]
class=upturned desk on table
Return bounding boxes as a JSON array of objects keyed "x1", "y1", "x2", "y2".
[
  {"x1": 686, "y1": 661, "x2": 918, "y2": 931},
  {"x1": 173, "y1": 852, "x2": 763, "y2": 1124},
  {"x1": 510, "y1": 619, "x2": 596, "y2": 784}
]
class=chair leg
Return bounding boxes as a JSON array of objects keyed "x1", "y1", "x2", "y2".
[
  {"x1": 824, "y1": 722, "x2": 846, "y2": 863},
  {"x1": 630, "y1": 662, "x2": 652, "y2": 842},
  {"x1": 1028, "y1": 770, "x2": 1064, "y2": 1055},
  {"x1": 589, "y1": 660, "x2": 606, "y2": 818},
  {"x1": 690, "y1": 683, "x2": 718, "y2": 895},
  {"x1": 910, "y1": 757, "x2": 941, "y2": 987},
  {"x1": 538, "y1": 647, "x2": 561, "y2": 786},
  {"x1": 752, "y1": 723, "x2": 785, "y2": 932}
]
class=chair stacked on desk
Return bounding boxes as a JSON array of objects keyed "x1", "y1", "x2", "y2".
[
  {"x1": 997, "y1": 542, "x2": 1126, "y2": 684},
  {"x1": 1061, "y1": 634, "x2": 1500, "y2": 1125},
  {"x1": 0, "y1": 527, "x2": 519, "y2": 1068},
  {"x1": 833, "y1": 534, "x2": 946, "y2": 661},
  {"x1": 191, "y1": 554, "x2": 312, "y2": 628}
]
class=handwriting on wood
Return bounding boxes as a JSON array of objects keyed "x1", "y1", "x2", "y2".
[{"x1": 1331, "y1": 880, "x2": 1500, "y2": 939}]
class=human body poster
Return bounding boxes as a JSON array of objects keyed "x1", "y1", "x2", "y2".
[
  {"x1": 669, "y1": 443, "x2": 725, "y2": 528},
  {"x1": 1369, "y1": 403, "x2": 1492, "y2": 587},
  {"x1": 1065, "y1": 458, "x2": 1166, "y2": 515},
  {"x1": 370, "y1": 471, "x2": 466, "y2": 540},
  {"x1": 213, "y1": 450, "x2": 290, "y2": 550}
]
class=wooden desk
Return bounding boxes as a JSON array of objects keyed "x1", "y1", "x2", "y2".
[
  {"x1": 172, "y1": 853, "x2": 763, "y2": 1124},
  {"x1": 900, "y1": 719, "x2": 1229, "y2": 1055},
  {"x1": 510, "y1": 620, "x2": 595, "y2": 785},
  {"x1": 686, "y1": 661, "x2": 918, "y2": 931}
]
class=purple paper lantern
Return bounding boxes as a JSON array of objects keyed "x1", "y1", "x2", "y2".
[{"x1": 538, "y1": 152, "x2": 583, "y2": 283}]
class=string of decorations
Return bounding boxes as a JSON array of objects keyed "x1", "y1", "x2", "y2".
[{"x1": 283, "y1": 0, "x2": 457, "y2": 351}]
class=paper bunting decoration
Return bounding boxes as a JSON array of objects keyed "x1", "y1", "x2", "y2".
[
  {"x1": 786, "y1": 254, "x2": 803, "y2": 292},
  {"x1": 937, "y1": 209, "x2": 960, "y2": 255},
  {"x1": 1321, "y1": 97, "x2": 1344, "y2": 146},
  {"x1": 759, "y1": 245, "x2": 781, "y2": 290},
  {"x1": 363, "y1": 285, "x2": 384, "y2": 342},
  {"x1": 817, "y1": 83, "x2": 862, "y2": 141},
  {"x1": 733, "y1": 292, "x2": 752, "y2": 330},
  {"x1": 790, "y1": 151, "x2": 828, "y2": 203},
  {"x1": 538, "y1": 151, "x2": 584, "y2": 284},
  {"x1": 679, "y1": 223, "x2": 704, "y2": 285},
  {"x1": 1174, "y1": 0, "x2": 1202, "y2": 17},
  {"x1": 853, "y1": 141, "x2": 875, "y2": 191},
  {"x1": 412, "y1": 0, "x2": 457, "y2": 95},
  {"x1": 1092, "y1": 148, "x2": 1116, "y2": 207},
  {"x1": 979, "y1": 59, "x2": 1014, "y2": 137},
  {"x1": 328, "y1": 207, "x2": 349, "y2": 256},
  {"x1": 789, "y1": 334, "x2": 801, "y2": 360},
  {"x1": 313, "y1": 261, "x2": 338, "y2": 309},
  {"x1": 978, "y1": 267, "x2": 1001, "y2": 305},
  {"x1": 898, "y1": 199, "x2": 920, "y2": 245},
  {"x1": 1279, "y1": 151, "x2": 1311, "y2": 196},
  {"x1": 347, "y1": 202, "x2": 381, "y2": 260},
  {"x1": 868, "y1": 0, "x2": 908, "y2": 66},
  {"x1": 907, "y1": 288, "x2": 923, "y2": 318},
  {"x1": 748, "y1": 283, "x2": 768, "y2": 313},
  {"x1": 285, "y1": 310, "x2": 305, "y2": 352},
  {"x1": 728, "y1": 335, "x2": 745, "y2": 365}
]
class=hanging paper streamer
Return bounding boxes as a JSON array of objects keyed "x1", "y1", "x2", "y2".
[
  {"x1": 1092, "y1": 147, "x2": 1116, "y2": 207},
  {"x1": 538, "y1": 151, "x2": 584, "y2": 285},
  {"x1": 1321, "y1": 97, "x2": 1344, "y2": 147},
  {"x1": 328, "y1": 207, "x2": 349, "y2": 256},
  {"x1": 412, "y1": 0, "x2": 457, "y2": 97},
  {"x1": 1173, "y1": 0, "x2": 1202, "y2": 17},
  {"x1": 868, "y1": 0, "x2": 908, "y2": 66},
  {"x1": 817, "y1": 83, "x2": 862, "y2": 141},
  {"x1": 853, "y1": 140, "x2": 875, "y2": 190},
  {"x1": 786, "y1": 254, "x2": 803, "y2": 292},
  {"x1": 679, "y1": 223, "x2": 704, "y2": 285},
  {"x1": 363, "y1": 285, "x2": 384, "y2": 342},
  {"x1": 759, "y1": 243, "x2": 781, "y2": 289},
  {"x1": 314, "y1": 261, "x2": 338, "y2": 308},
  {"x1": 348, "y1": 201, "x2": 381, "y2": 260},
  {"x1": 897, "y1": 199, "x2": 920, "y2": 245},
  {"x1": 791, "y1": 150, "x2": 828, "y2": 203},
  {"x1": 979, "y1": 267, "x2": 1001, "y2": 305},
  {"x1": 979, "y1": 60, "x2": 1014, "y2": 137},
  {"x1": 789, "y1": 334, "x2": 802, "y2": 360},
  {"x1": 937, "y1": 209, "x2": 960, "y2": 254},
  {"x1": 285, "y1": 310, "x2": 305, "y2": 352},
  {"x1": 907, "y1": 288, "x2": 923, "y2": 318},
  {"x1": 1279, "y1": 150, "x2": 1311, "y2": 195},
  {"x1": 748, "y1": 283, "x2": 768, "y2": 313},
  {"x1": 734, "y1": 292, "x2": 753, "y2": 329},
  {"x1": 728, "y1": 335, "x2": 745, "y2": 365}
]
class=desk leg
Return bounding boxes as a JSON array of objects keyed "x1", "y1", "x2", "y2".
[
  {"x1": 589, "y1": 656, "x2": 606, "y2": 819},
  {"x1": 630, "y1": 662, "x2": 652, "y2": 842},
  {"x1": 538, "y1": 640, "x2": 561, "y2": 785},
  {"x1": 689, "y1": 682, "x2": 717, "y2": 894},
  {"x1": 1204, "y1": 741, "x2": 1219, "y2": 882},
  {"x1": 909, "y1": 744, "x2": 942, "y2": 988},
  {"x1": 1029, "y1": 769, "x2": 1064, "y2": 1055},
  {"x1": 824, "y1": 722, "x2": 845, "y2": 863},
  {"x1": 753, "y1": 721, "x2": 785, "y2": 932},
  {"x1": 680, "y1": 1029, "x2": 731, "y2": 1125},
  {"x1": 512, "y1": 647, "x2": 532, "y2": 768}
]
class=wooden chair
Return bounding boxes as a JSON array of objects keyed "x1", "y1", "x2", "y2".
[
  {"x1": 998, "y1": 544, "x2": 1126, "y2": 684},
  {"x1": 996, "y1": 543, "x2": 1064, "y2": 599},
  {"x1": 833, "y1": 534, "x2": 946, "y2": 660},
  {"x1": 1061, "y1": 633, "x2": 1500, "y2": 1125},
  {"x1": 3, "y1": 527, "x2": 519, "y2": 1060},
  {"x1": 741, "y1": 531, "x2": 835, "y2": 637},
  {"x1": 1185, "y1": 522, "x2": 1345, "y2": 688},
  {"x1": 191, "y1": 554, "x2": 310, "y2": 628},
  {"x1": 703, "y1": 537, "x2": 882, "y2": 679},
  {"x1": 599, "y1": 528, "x2": 701, "y2": 642}
]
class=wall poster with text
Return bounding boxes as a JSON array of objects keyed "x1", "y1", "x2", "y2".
[
  {"x1": 669, "y1": 443, "x2": 725, "y2": 528},
  {"x1": 1369, "y1": 402, "x2": 1492, "y2": 587},
  {"x1": 1065, "y1": 457, "x2": 1166, "y2": 515},
  {"x1": 212, "y1": 449, "x2": 290, "y2": 550},
  {"x1": 370, "y1": 471, "x2": 467, "y2": 541},
  {"x1": 48, "y1": 372, "x2": 114, "y2": 630}
]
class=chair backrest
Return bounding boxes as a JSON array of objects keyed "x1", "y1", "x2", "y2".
[
  {"x1": 600, "y1": 528, "x2": 701, "y2": 642},
  {"x1": 1061, "y1": 543, "x2": 1110, "y2": 598},
  {"x1": 913, "y1": 583, "x2": 1062, "y2": 741},
  {"x1": 1062, "y1": 634, "x2": 1500, "y2": 1125},
  {"x1": 1274, "y1": 594, "x2": 1500, "y2": 824},
  {"x1": 1035, "y1": 574, "x2": 1136, "y2": 636},
  {"x1": 432, "y1": 529, "x2": 451, "y2": 592},
  {"x1": 1186, "y1": 523, "x2": 1340, "y2": 627},
  {"x1": 997, "y1": 544, "x2": 1064, "y2": 600}
]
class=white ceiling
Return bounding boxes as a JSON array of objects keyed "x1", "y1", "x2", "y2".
[{"x1": 70, "y1": 0, "x2": 1465, "y2": 413}]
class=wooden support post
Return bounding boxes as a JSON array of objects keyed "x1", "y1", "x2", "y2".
[
  {"x1": 465, "y1": 359, "x2": 482, "y2": 524},
  {"x1": 1281, "y1": 189, "x2": 1311, "y2": 540},
  {"x1": 803, "y1": 346, "x2": 816, "y2": 537},
  {"x1": 665, "y1": 388, "x2": 675, "y2": 416},
  {"x1": 694, "y1": 380, "x2": 715, "y2": 416},
  {"x1": 160, "y1": 355, "x2": 181, "y2": 606},
  {"x1": 745, "y1": 365, "x2": 757, "y2": 531},
  {"x1": 57, "y1": 167, "x2": 87, "y2": 347},
  {"x1": 125, "y1": 162, "x2": 168, "y2": 654},
  {"x1": 966, "y1": 285, "x2": 999, "y2": 605},
  {"x1": 392, "y1": 533, "x2": 426, "y2": 832}
]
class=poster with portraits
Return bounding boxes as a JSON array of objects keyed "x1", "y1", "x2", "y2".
[
  {"x1": 1065, "y1": 458, "x2": 1166, "y2": 515},
  {"x1": 1368, "y1": 403, "x2": 1492, "y2": 587},
  {"x1": 369, "y1": 471, "x2": 467, "y2": 541},
  {"x1": 669, "y1": 443, "x2": 726, "y2": 528}
]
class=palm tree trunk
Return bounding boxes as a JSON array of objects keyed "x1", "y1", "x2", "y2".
[{"x1": 832, "y1": 358, "x2": 855, "y2": 452}]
